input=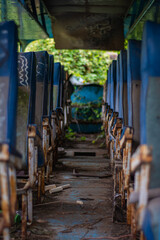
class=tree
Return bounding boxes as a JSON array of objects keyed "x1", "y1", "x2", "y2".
[{"x1": 25, "y1": 39, "x2": 114, "y2": 85}]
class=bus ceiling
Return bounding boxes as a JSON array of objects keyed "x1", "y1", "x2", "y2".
[{"x1": 0, "y1": 0, "x2": 159, "y2": 50}]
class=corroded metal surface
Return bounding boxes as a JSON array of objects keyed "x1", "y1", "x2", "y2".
[
  {"x1": 43, "y1": 0, "x2": 132, "y2": 50},
  {"x1": 22, "y1": 193, "x2": 27, "y2": 240},
  {"x1": 130, "y1": 145, "x2": 153, "y2": 232},
  {"x1": 9, "y1": 168, "x2": 17, "y2": 221},
  {"x1": 0, "y1": 162, "x2": 10, "y2": 228}
]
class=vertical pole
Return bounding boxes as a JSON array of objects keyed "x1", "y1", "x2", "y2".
[
  {"x1": 42, "y1": 118, "x2": 50, "y2": 181},
  {"x1": 127, "y1": 188, "x2": 131, "y2": 225},
  {"x1": 28, "y1": 134, "x2": 35, "y2": 224},
  {"x1": 49, "y1": 151, "x2": 53, "y2": 174},
  {"x1": 3, "y1": 228, "x2": 10, "y2": 240},
  {"x1": 42, "y1": 122, "x2": 47, "y2": 166},
  {"x1": 125, "y1": 140, "x2": 132, "y2": 189},
  {"x1": 22, "y1": 193, "x2": 27, "y2": 240},
  {"x1": 38, "y1": 170, "x2": 41, "y2": 202},
  {"x1": 27, "y1": 189, "x2": 33, "y2": 224},
  {"x1": 34, "y1": 146, "x2": 38, "y2": 180},
  {"x1": 0, "y1": 162, "x2": 10, "y2": 227},
  {"x1": 46, "y1": 126, "x2": 50, "y2": 181},
  {"x1": 138, "y1": 164, "x2": 150, "y2": 227},
  {"x1": 41, "y1": 167, "x2": 45, "y2": 195},
  {"x1": 9, "y1": 167, "x2": 17, "y2": 221},
  {"x1": 28, "y1": 137, "x2": 35, "y2": 186}
]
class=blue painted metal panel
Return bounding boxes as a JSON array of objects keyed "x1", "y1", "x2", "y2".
[
  {"x1": 35, "y1": 51, "x2": 49, "y2": 167},
  {"x1": 71, "y1": 85, "x2": 103, "y2": 105},
  {"x1": 143, "y1": 197, "x2": 160, "y2": 240},
  {"x1": 48, "y1": 55, "x2": 54, "y2": 115},
  {"x1": 61, "y1": 65, "x2": 66, "y2": 108},
  {"x1": 16, "y1": 52, "x2": 36, "y2": 167},
  {"x1": 119, "y1": 50, "x2": 127, "y2": 120},
  {"x1": 110, "y1": 60, "x2": 116, "y2": 111},
  {"x1": 115, "y1": 55, "x2": 120, "y2": 113},
  {"x1": 57, "y1": 65, "x2": 64, "y2": 108},
  {"x1": 140, "y1": 21, "x2": 160, "y2": 145},
  {"x1": 71, "y1": 84, "x2": 103, "y2": 133},
  {"x1": 141, "y1": 20, "x2": 160, "y2": 189},
  {"x1": 142, "y1": 209, "x2": 154, "y2": 240},
  {"x1": 140, "y1": 22, "x2": 160, "y2": 239},
  {"x1": 0, "y1": 21, "x2": 18, "y2": 154},
  {"x1": 127, "y1": 40, "x2": 141, "y2": 127},
  {"x1": 53, "y1": 62, "x2": 61, "y2": 109},
  {"x1": 35, "y1": 51, "x2": 49, "y2": 116},
  {"x1": 106, "y1": 65, "x2": 111, "y2": 107}
]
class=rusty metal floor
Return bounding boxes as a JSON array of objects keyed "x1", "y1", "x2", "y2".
[{"x1": 12, "y1": 134, "x2": 130, "y2": 240}]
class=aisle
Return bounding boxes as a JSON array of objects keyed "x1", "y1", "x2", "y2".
[{"x1": 28, "y1": 135, "x2": 130, "y2": 239}]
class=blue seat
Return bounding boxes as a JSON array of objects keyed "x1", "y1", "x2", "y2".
[
  {"x1": 53, "y1": 62, "x2": 61, "y2": 110},
  {"x1": 35, "y1": 51, "x2": 49, "y2": 131},
  {"x1": 115, "y1": 55, "x2": 120, "y2": 113},
  {"x1": 16, "y1": 52, "x2": 36, "y2": 167},
  {"x1": 53, "y1": 62, "x2": 64, "y2": 121},
  {"x1": 142, "y1": 198, "x2": 160, "y2": 240},
  {"x1": 110, "y1": 60, "x2": 117, "y2": 112},
  {"x1": 0, "y1": 21, "x2": 19, "y2": 155},
  {"x1": 48, "y1": 55, "x2": 54, "y2": 116},
  {"x1": 0, "y1": 21, "x2": 20, "y2": 238},
  {"x1": 35, "y1": 51, "x2": 49, "y2": 167},
  {"x1": 57, "y1": 64, "x2": 64, "y2": 110},
  {"x1": 106, "y1": 64, "x2": 111, "y2": 108},
  {"x1": 140, "y1": 21, "x2": 160, "y2": 240},
  {"x1": 104, "y1": 80, "x2": 108, "y2": 111},
  {"x1": 119, "y1": 50, "x2": 128, "y2": 125},
  {"x1": 141, "y1": 21, "x2": 160, "y2": 189},
  {"x1": 127, "y1": 40, "x2": 141, "y2": 143},
  {"x1": 61, "y1": 65, "x2": 66, "y2": 109}
]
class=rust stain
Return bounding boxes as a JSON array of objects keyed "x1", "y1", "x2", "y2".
[
  {"x1": 10, "y1": 173, "x2": 16, "y2": 218},
  {"x1": 22, "y1": 193, "x2": 27, "y2": 240}
]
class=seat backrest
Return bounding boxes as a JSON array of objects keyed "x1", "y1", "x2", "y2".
[
  {"x1": 115, "y1": 55, "x2": 120, "y2": 113},
  {"x1": 17, "y1": 52, "x2": 36, "y2": 167},
  {"x1": 110, "y1": 60, "x2": 117, "y2": 112},
  {"x1": 60, "y1": 65, "x2": 66, "y2": 107},
  {"x1": 53, "y1": 62, "x2": 61, "y2": 110},
  {"x1": 35, "y1": 51, "x2": 49, "y2": 133},
  {"x1": 127, "y1": 40, "x2": 141, "y2": 143},
  {"x1": 0, "y1": 21, "x2": 18, "y2": 153},
  {"x1": 106, "y1": 65, "x2": 111, "y2": 107},
  {"x1": 141, "y1": 21, "x2": 160, "y2": 189},
  {"x1": 105, "y1": 80, "x2": 107, "y2": 108},
  {"x1": 48, "y1": 55, "x2": 54, "y2": 115},
  {"x1": 103, "y1": 81, "x2": 107, "y2": 105},
  {"x1": 119, "y1": 50, "x2": 128, "y2": 125}
]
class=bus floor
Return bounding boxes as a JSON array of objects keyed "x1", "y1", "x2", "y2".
[{"x1": 12, "y1": 134, "x2": 131, "y2": 240}]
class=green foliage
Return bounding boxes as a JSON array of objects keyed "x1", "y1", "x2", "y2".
[
  {"x1": 92, "y1": 131, "x2": 105, "y2": 144},
  {"x1": 124, "y1": 39, "x2": 128, "y2": 50},
  {"x1": 72, "y1": 102, "x2": 102, "y2": 121},
  {"x1": 79, "y1": 136, "x2": 86, "y2": 141},
  {"x1": 65, "y1": 127, "x2": 76, "y2": 141},
  {"x1": 25, "y1": 39, "x2": 113, "y2": 85}
]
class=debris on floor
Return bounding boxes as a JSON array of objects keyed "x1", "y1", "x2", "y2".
[{"x1": 11, "y1": 134, "x2": 130, "y2": 240}]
